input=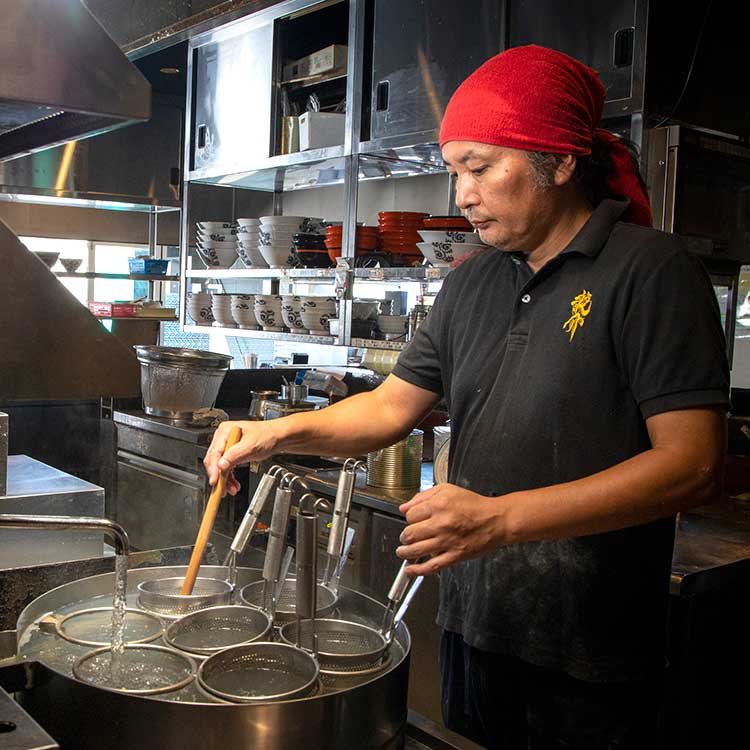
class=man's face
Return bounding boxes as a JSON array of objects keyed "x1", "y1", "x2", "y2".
[{"x1": 442, "y1": 141, "x2": 553, "y2": 253}]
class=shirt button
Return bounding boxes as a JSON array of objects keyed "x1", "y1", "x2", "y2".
[{"x1": 521, "y1": 293, "x2": 531, "y2": 304}]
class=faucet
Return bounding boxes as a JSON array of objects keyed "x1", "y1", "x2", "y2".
[{"x1": 0, "y1": 514, "x2": 130, "y2": 555}]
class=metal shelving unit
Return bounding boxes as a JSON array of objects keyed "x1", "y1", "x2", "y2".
[
  {"x1": 178, "y1": 0, "x2": 452, "y2": 352},
  {"x1": 55, "y1": 272, "x2": 180, "y2": 281}
]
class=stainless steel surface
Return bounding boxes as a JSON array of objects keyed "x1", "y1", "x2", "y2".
[
  {"x1": 115, "y1": 450, "x2": 205, "y2": 551},
  {"x1": 0, "y1": 0, "x2": 150, "y2": 161},
  {"x1": 248, "y1": 389, "x2": 280, "y2": 420},
  {"x1": 0, "y1": 411, "x2": 7, "y2": 495},
  {"x1": 191, "y1": 17, "x2": 274, "y2": 177},
  {"x1": 294, "y1": 494, "x2": 320, "y2": 634},
  {"x1": 136, "y1": 576, "x2": 232, "y2": 618},
  {"x1": 0, "y1": 512, "x2": 129, "y2": 555},
  {"x1": 0, "y1": 685, "x2": 58, "y2": 750},
  {"x1": 0, "y1": 94, "x2": 182, "y2": 209},
  {"x1": 369, "y1": 0, "x2": 503, "y2": 143},
  {"x1": 10, "y1": 564, "x2": 411, "y2": 750},
  {"x1": 509, "y1": 0, "x2": 647, "y2": 118},
  {"x1": 367, "y1": 431, "x2": 424, "y2": 490},
  {"x1": 0, "y1": 544, "x2": 202, "y2": 632},
  {"x1": 164, "y1": 604, "x2": 272, "y2": 655},
  {"x1": 0, "y1": 455, "x2": 106, "y2": 568},
  {"x1": 134, "y1": 346, "x2": 232, "y2": 423},
  {"x1": 280, "y1": 383, "x2": 309, "y2": 403},
  {"x1": 0, "y1": 220, "x2": 140, "y2": 400},
  {"x1": 263, "y1": 398, "x2": 323, "y2": 419}
]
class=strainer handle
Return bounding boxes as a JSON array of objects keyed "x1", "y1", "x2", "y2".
[
  {"x1": 326, "y1": 467, "x2": 356, "y2": 561},
  {"x1": 229, "y1": 470, "x2": 277, "y2": 555},
  {"x1": 262, "y1": 485, "x2": 293, "y2": 584}
]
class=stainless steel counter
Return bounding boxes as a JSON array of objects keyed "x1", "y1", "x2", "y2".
[{"x1": 0, "y1": 455, "x2": 105, "y2": 570}]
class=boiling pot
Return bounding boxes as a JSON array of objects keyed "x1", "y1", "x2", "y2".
[
  {"x1": 5, "y1": 565, "x2": 410, "y2": 750},
  {"x1": 133, "y1": 346, "x2": 233, "y2": 424}
]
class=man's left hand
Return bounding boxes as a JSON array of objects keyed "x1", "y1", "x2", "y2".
[{"x1": 397, "y1": 484, "x2": 505, "y2": 576}]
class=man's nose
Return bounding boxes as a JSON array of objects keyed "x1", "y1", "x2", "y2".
[{"x1": 455, "y1": 174, "x2": 478, "y2": 211}]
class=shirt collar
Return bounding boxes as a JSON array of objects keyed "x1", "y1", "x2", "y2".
[{"x1": 559, "y1": 198, "x2": 630, "y2": 258}]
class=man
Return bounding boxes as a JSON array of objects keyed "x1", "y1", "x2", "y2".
[{"x1": 204, "y1": 46, "x2": 728, "y2": 749}]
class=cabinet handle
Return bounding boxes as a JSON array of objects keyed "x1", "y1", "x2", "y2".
[
  {"x1": 375, "y1": 80, "x2": 390, "y2": 112},
  {"x1": 613, "y1": 27, "x2": 634, "y2": 68},
  {"x1": 197, "y1": 124, "x2": 207, "y2": 149}
]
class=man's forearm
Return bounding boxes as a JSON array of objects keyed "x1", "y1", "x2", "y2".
[
  {"x1": 271, "y1": 388, "x2": 416, "y2": 457},
  {"x1": 501, "y1": 443, "x2": 722, "y2": 545}
]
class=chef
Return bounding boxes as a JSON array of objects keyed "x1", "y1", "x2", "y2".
[{"x1": 205, "y1": 45, "x2": 729, "y2": 749}]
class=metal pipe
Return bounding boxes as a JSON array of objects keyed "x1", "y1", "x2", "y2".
[{"x1": 0, "y1": 514, "x2": 130, "y2": 555}]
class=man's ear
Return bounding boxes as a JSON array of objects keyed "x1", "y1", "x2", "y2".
[{"x1": 553, "y1": 154, "x2": 577, "y2": 186}]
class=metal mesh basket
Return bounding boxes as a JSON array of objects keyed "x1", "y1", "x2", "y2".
[
  {"x1": 164, "y1": 605, "x2": 272, "y2": 656},
  {"x1": 197, "y1": 642, "x2": 319, "y2": 703},
  {"x1": 240, "y1": 578, "x2": 337, "y2": 622},
  {"x1": 137, "y1": 577, "x2": 232, "y2": 619}
]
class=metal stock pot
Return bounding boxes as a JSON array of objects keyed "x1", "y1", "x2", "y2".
[{"x1": 6, "y1": 565, "x2": 411, "y2": 750}]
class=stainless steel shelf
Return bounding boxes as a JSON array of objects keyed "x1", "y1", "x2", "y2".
[
  {"x1": 184, "y1": 324, "x2": 336, "y2": 345},
  {"x1": 187, "y1": 148, "x2": 447, "y2": 193},
  {"x1": 185, "y1": 268, "x2": 336, "y2": 280},
  {"x1": 351, "y1": 338, "x2": 407, "y2": 351},
  {"x1": 354, "y1": 266, "x2": 450, "y2": 281},
  {"x1": 55, "y1": 272, "x2": 179, "y2": 281},
  {"x1": 188, "y1": 146, "x2": 348, "y2": 192}
]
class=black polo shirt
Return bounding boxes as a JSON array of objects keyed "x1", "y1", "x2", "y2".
[{"x1": 393, "y1": 198, "x2": 729, "y2": 682}]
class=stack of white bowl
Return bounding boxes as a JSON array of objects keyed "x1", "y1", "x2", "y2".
[
  {"x1": 281, "y1": 295, "x2": 306, "y2": 332},
  {"x1": 258, "y1": 216, "x2": 325, "y2": 268},
  {"x1": 300, "y1": 296, "x2": 337, "y2": 335},
  {"x1": 235, "y1": 218, "x2": 268, "y2": 268},
  {"x1": 377, "y1": 314, "x2": 409, "y2": 338},
  {"x1": 231, "y1": 294, "x2": 258, "y2": 329},
  {"x1": 211, "y1": 293, "x2": 237, "y2": 328},
  {"x1": 195, "y1": 221, "x2": 240, "y2": 268},
  {"x1": 416, "y1": 230, "x2": 486, "y2": 266},
  {"x1": 253, "y1": 295, "x2": 285, "y2": 332},
  {"x1": 186, "y1": 292, "x2": 214, "y2": 326}
]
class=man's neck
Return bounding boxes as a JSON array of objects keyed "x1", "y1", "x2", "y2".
[{"x1": 524, "y1": 198, "x2": 593, "y2": 273}]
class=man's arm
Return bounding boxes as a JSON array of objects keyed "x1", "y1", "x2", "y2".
[
  {"x1": 398, "y1": 406, "x2": 726, "y2": 575},
  {"x1": 204, "y1": 374, "x2": 440, "y2": 491}
]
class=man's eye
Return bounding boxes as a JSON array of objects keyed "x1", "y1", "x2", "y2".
[{"x1": 470, "y1": 166, "x2": 487, "y2": 176}]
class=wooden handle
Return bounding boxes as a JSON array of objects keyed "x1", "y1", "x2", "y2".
[{"x1": 181, "y1": 425, "x2": 242, "y2": 595}]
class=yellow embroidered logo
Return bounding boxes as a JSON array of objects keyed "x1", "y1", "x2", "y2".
[{"x1": 562, "y1": 290, "x2": 592, "y2": 342}]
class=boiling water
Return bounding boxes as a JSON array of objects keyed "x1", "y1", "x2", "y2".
[
  {"x1": 61, "y1": 609, "x2": 161, "y2": 646},
  {"x1": 205, "y1": 665, "x2": 312, "y2": 698},
  {"x1": 110, "y1": 554, "x2": 128, "y2": 654},
  {"x1": 76, "y1": 647, "x2": 194, "y2": 693},
  {"x1": 173, "y1": 619, "x2": 261, "y2": 650}
]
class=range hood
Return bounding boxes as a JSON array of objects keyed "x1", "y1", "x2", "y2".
[{"x1": 0, "y1": 0, "x2": 151, "y2": 162}]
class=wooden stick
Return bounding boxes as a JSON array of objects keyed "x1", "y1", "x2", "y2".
[{"x1": 181, "y1": 425, "x2": 242, "y2": 595}]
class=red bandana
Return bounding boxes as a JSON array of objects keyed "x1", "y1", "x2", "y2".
[{"x1": 439, "y1": 45, "x2": 652, "y2": 227}]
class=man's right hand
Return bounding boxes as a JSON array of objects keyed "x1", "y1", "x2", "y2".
[{"x1": 204, "y1": 419, "x2": 282, "y2": 491}]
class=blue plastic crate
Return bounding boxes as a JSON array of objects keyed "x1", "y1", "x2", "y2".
[{"x1": 128, "y1": 258, "x2": 169, "y2": 275}]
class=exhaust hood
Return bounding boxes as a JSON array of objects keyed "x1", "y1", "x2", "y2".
[{"x1": 0, "y1": 0, "x2": 151, "y2": 162}]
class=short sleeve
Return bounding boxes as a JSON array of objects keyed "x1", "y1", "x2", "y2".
[
  {"x1": 618, "y1": 250, "x2": 730, "y2": 419},
  {"x1": 391, "y1": 276, "x2": 453, "y2": 395}
]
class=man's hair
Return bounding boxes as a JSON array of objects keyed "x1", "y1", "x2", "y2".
[{"x1": 526, "y1": 135, "x2": 642, "y2": 208}]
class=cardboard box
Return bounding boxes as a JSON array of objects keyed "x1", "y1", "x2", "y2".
[
  {"x1": 283, "y1": 44, "x2": 348, "y2": 81},
  {"x1": 298, "y1": 112, "x2": 346, "y2": 150}
]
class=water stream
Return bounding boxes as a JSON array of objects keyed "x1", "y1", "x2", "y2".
[{"x1": 110, "y1": 554, "x2": 128, "y2": 655}]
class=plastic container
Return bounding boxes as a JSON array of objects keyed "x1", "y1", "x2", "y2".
[
  {"x1": 88, "y1": 302, "x2": 139, "y2": 318},
  {"x1": 128, "y1": 258, "x2": 170, "y2": 275}
]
